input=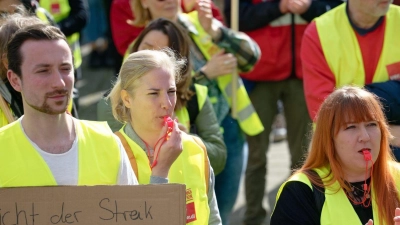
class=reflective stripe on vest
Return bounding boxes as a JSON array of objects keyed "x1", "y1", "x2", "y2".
[
  {"x1": 40, "y1": 0, "x2": 82, "y2": 68},
  {"x1": 275, "y1": 166, "x2": 400, "y2": 225},
  {"x1": 118, "y1": 128, "x2": 210, "y2": 224},
  {"x1": 316, "y1": 4, "x2": 400, "y2": 87},
  {"x1": 0, "y1": 120, "x2": 121, "y2": 187},
  {"x1": 180, "y1": 11, "x2": 264, "y2": 136},
  {"x1": 175, "y1": 83, "x2": 208, "y2": 130}
]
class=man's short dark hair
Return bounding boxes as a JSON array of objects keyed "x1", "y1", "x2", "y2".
[{"x1": 7, "y1": 23, "x2": 67, "y2": 77}]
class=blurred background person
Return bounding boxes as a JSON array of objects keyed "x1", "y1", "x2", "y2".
[
  {"x1": 301, "y1": 0, "x2": 400, "y2": 160},
  {"x1": 223, "y1": 0, "x2": 343, "y2": 223}
]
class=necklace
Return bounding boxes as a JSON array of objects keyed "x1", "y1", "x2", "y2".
[
  {"x1": 345, "y1": 160, "x2": 373, "y2": 208},
  {"x1": 347, "y1": 180, "x2": 371, "y2": 202}
]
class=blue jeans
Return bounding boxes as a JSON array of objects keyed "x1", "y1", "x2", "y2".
[{"x1": 215, "y1": 114, "x2": 245, "y2": 225}]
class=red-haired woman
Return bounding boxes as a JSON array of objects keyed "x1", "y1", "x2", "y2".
[{"x1": 271, "y1": 86, "x2": 400, "y2": 225}]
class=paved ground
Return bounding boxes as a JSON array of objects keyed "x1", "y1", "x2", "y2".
[{"x1": 77, "y1": 53, "x2": 292, "y2": 225}]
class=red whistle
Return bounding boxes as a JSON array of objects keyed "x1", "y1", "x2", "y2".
[
  {"x1": 362, "y1": 149, "x2": 372, "y2": 161},
  {"x1": 164, "y1": 116, "x2": 173, "y2": 134}
]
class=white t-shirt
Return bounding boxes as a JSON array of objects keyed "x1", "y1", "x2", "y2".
[{"x1": 19, "y1": 117, "x2": 138, "y2": 185}]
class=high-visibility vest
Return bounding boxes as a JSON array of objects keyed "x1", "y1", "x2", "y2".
[
  {"x1": 39, "y1": 0, "x2": 82, "y2": 69},
  {"x1": 316, "y1": 4, "x2": 400, "y2": 87},
  {"x1": 0, "y1": 120, "x2": 121, "y2": 187},
  {"x1": 179, "y1": 11, "x2": 264, "y2": 136},
  {"x1": 175, "y1": 84, "x2": 208, "y2": 130},
  {"x1": 116, "y1": 128, "x2": 210, "y2": 225},
  {"x1": 275, "y1": 165, "x2": 400, "y2": 225}
]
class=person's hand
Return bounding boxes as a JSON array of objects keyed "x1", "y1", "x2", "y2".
[
  {"x1": 287, "y1": 0, "x2": 312, "y2": 14},
  {"x1": 178, "y1": 122, "x2": 189, "y2": 133},
  {"x1": 200, "y1": 50, "x2": 237, "y2": 79},
  {"x1": 280, "y1": 0, "x2": 290, "y2": 14},
  {"x1": 395, "y1": 208, "x2": 400, "y2": 225},
  {"x1": 196, "y1": 0, "x2": 221, "y2": 40},
  {"x1": 151, "y1": 120, "x2": 183, "y2": 178}
]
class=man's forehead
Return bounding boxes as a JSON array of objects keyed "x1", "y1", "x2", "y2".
[
  {"x1": 21, "y1": 39, "x2": 70, "y2": 52},
  {"x1": 20, "y1": 39, "x2": 73, "y2": 64}
]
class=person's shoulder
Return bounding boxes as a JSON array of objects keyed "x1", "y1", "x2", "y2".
[
  {"x1": 0, "y1": 120, "x2": 20, "y2": 135},
  {"x1": 75, "y1": 119, "x2": 114, "y2": 136}
]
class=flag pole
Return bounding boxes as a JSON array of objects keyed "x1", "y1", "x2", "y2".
[{"x1": 230, "y1": 0, "x2": 239, "y2": 119}]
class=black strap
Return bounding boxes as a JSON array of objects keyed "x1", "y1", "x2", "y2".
[{"x1": 186, "y1": 84, "x2": 200, "y2": 134}]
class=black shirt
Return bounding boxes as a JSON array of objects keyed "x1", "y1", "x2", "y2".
[{"x1": 270, "y1": 179, "x2": 373, "y2": 225}]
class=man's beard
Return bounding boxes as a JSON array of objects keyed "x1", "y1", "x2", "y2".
[{"x1": 27, "y1": 89, "x2": 70, "y2": 115}]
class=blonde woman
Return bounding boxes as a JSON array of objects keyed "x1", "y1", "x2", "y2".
[{"x1": 108, "y1": 49, "x2": 221, "y2": 225}]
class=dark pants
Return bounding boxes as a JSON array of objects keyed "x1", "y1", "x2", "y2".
[
  {"x1": 244, "y1": 79, "x2": 312, "y2": 225},
  {"x1": 215, "y1": 114, "x2": 245, "y2": 225}
]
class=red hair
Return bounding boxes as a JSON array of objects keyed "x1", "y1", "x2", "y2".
[{"x1": 297, "y1": 86, "x2": 399, "y2": 224}]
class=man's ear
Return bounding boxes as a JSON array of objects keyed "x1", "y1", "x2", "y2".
[
  {"x1": 7, "y1": 70, "x2": 22, "y2": 92},
  {"x1": 120, "y1": 89, "x2": 132, "y2": 109}
]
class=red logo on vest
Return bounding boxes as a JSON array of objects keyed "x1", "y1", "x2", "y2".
[
  {"x1": 186, "y1": 202, "x2": 197, "y2": 223},
  {"x1": 386, "y1": 62, "x2": 400, "y2": 80},
  {"x1": 51, "y1": 3, "x2": 60, "y2": 14},
  {"x1": 186, "y1": 189, "x2": 196, "y2": 223}
]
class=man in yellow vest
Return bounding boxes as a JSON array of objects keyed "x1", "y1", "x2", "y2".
[
  {"x1": 301, "y1": 0, "x2": 400, "y2": 160},
  {"x1": 0, "y1": 23, "x2": 175, "y2": 187},
  {"x1": 0, "y1": 1, "x2": 78, "y2": 126}
]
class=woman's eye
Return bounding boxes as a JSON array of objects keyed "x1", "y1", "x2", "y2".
[
  {"x1": 62, "y1": 68, "x2": 72, "y2": 72},
  {"x1": 367, "y1": 122, "x2": 377, "y2": 127},
  {"x1": 345, "y1": 125, "x2": 355, "y2": 130}
]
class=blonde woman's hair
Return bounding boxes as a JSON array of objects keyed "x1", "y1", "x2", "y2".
[{"x1": 108, "y1": 48, "x2": 186, "y2": 123}]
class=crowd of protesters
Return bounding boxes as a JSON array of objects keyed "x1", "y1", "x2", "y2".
[{"x1": 1, "y1": 0, "x2": 400, "y2": 225}]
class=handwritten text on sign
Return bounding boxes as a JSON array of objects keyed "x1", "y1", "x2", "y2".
[{"x1": 0, "y1": 185, "x2": 185, "y2": 225}]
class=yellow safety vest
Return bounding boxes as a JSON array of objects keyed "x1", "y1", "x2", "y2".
[
  {"x1": 180, "y1": 11, "x2": 264, "y2": 136},
  {"x1": 316, "y1": 4, "x2": 400, "y2": 87},
  {"x1": 39, "y1": 0, "x2": 82, "y2": 69},
  {"x1": 0, "y1": 120, "x2": 121, "y2": 187},
  {"x1": 175, "y1": 84, "x2": 208, "y2": 130},
  {"x1": 275, "y1": 166, "x2": 400, "y2": 225},
  {"x1": 35, "y1": 7, "x2": 51, "y2": 23},
  {"x1": 117, "y1": 128, "x2": 210, "y2": 225}
]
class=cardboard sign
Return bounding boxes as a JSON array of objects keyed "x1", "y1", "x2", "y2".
[{"x1": 0, "y1": 184, "x2": 186, "y2": 225}]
